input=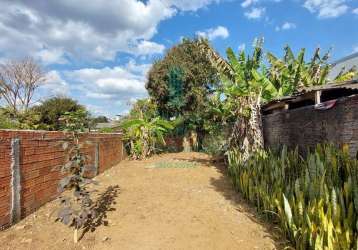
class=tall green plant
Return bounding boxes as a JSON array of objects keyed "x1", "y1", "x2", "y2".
[
  {"x1": 121, "y1": 116, "x2": 173, "y2": 159},
  {"x1": 227, "y1": 145, "x2": 358, "y2": 249},
  {"x1": 60, "y1": 109, "x2": 91, "y2": 132},
  {"x1": 201, "y1": 38, "x2": 274, "y2": 160},
  {"x1": 56, "y1": 111, "x2": 97, "y2": 243},
  {"x1": 267, "y1": 46, "x2": 356, "y2": 95}
]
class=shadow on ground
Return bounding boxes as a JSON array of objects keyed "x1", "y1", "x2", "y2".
[
  {"x1": 80, "y1": 185, "x2": 119, "y2": 240},
  {"x1": 176, "y1": 154, "x2": 287, "y2": 249}
]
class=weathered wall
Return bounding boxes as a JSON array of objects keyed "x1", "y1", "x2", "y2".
[
  {"x1": 165, "y1": 136, "x2": 183, "y2": 152},
  {"x1": 0, "y1": 130, "x2": 125, "y2": 229},
  {"x1": 263, "y1": 95, "x2": 358, "y2": 155}
]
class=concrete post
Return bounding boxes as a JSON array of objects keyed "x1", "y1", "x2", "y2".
[
  {"x1": 95, "y1": 142, "x2": 99, "y2": 175},
  {"x1": 10, "y1": 138, "x2": 21, "y2": 224}
]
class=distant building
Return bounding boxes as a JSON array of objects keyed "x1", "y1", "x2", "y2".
[{"x1": 328, "y1": 52, "x2": 358, "y2": 80}]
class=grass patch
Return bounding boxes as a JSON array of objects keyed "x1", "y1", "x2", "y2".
[{"x1": 152, "y1": 160, "x2": 198, "y2": 169}]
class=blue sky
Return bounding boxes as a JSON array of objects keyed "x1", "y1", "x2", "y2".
[{"x1": 0, "y1": 0, "x2": 357, "y2": 117}]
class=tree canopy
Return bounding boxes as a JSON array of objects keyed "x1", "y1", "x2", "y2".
[
  {"x1": 33, "y1": 97, "x2": 86, "y2": 130},
  {"x1": 146, "y1": 38, "x2": 219, "y2": 119}
]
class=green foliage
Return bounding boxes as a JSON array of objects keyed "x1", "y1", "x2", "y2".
[
  {"x1": 203, "y1": 38, "x2": 278, "y2": 129},
  {"x1": 167, "y1": 66, "x2": 185, "y2": 115},
  {"x1": 267, "y1": 46, "x2": 328, "y2": 95},
  {"x1": 98, "y1": 127, "x2": 115, "y2": 133},
  {"x1": 92, "y1": 115, "x2": 109, "y2": 123},
  {"x1": 0, "y1": 97, "x2": 92, "y2": 131},
  {"x1": 56, "y1": 107, "x2": 99, "y2": 243},
  {"x1": 335, "y1": 68, "x2": 358, "y2": 82},
  {"x1": 227, "y1": 145, "x2": 358, "y2": 249},
  {"x1": 146, "y1": 38, "x2": 219, "y2": 119},
  {"x1": 128, "y1": 98, "x2": 158, "y2": 120},
  {"x1": 56, "y1": 130, "x2": 97, "y2": 243},
  {"x1": 120, "y1": 116, "x2": 174, "y2": 159},
  {"x1": 33, "y1": 97, "x2": 86, "y2": 131},
  {"x1": 60, "y1": 109, "x2": 91, "y2": 132},
  {"x1": 152, "y1": 160, "x2": 197, "y2": 168},
  {"x1": 201, "y1": 132, "x2": 227, "y2": 157},
  {"x1": 0, "y1": 114, "x2": 17, "y2": 129},
  {"x1": 267, "y1": 46, "x2": 357, "y2": 96},
  {"x1": 0, "y1": 107, "x2": 42, "y2": 129}
]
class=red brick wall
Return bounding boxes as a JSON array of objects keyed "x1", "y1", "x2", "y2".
[
  {"x1": 263, "y1": 95, "x2": 358, "y2": 156},
  {"x1": 165, "y1": 136, "x2": 183, "y2": 152},
  {"x1": 0, "y1": 130, "x2": 125, "y2": 229}
]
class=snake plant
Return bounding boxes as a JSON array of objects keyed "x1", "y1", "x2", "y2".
[{"x1": 227, "y1": 144, "x2": 358, "y2": 249}]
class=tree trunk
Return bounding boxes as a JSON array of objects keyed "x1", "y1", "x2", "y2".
[
  {"x1": 182, "y1": 135, "x2": 191, "y2": 152},
  {"x1": 190, "y1": 131, "x2": 198, "y2": 151},
  {"x1": 228, "y1": 95, "x2": 264, "y2": 162},
  {"x1": 74, "y1": 228, "x2": 78, "y2": 243}
]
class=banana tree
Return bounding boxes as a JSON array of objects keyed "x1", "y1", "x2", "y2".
[
  {"x1": 121, "y1": 117, "x2": 174, "y2": 159},
  {"x1": 200, "y1": 38, "x2": 276, "y2": 161},
  {"x1": 267, "y1": 46, "x2": 357, "y2": 96}
]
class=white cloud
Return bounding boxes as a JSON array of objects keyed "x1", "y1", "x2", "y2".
[
  {"x1": 303, "y1": 0, "x2": 348, "y2": 18},
  {"x1": 244, "y1": 7, "x2": 266, "y2": 19},
  {"x1": 169, "y1": 0, "x2": 221, "y2": 11},
  {"x1": 353, "y1": 8, "x2": 358, "y2": 15},
  {"x1": 131, "y1": 40, "x2": 165, "y2": 56},
  {"x1": 39, "y1": 71, "x2": 70, "y2": 97},
  {"x1": 35, "y1": 48, "x2": 68, "y2": 65},
  {"x1": 275, "y1": 21, "x2": 297, "y2": 31},
  {"x1": 86, "y1": 104, "x2": 113, "y2": 117},
  {"x1": 65, "y1": 61, "x2": 151, "y2": 102},
  {"x1": 63, "y1": 60, "x2": 153, "y2": 115},
  {"x1": 196, "y1": 26, "x2": 229, "y2": 40},
  {"x1": 241, "y1": 0, "x2": 281, "y2": 9},
  {"x1": 353, "y1": 46, "x2": 358, "y2": 53},
  {"x1": 0, "y1": 0, "x2": 220, "y2": 64},
  {"x1": 241, "y1": 0, "x2": 258, "y2": 8}
]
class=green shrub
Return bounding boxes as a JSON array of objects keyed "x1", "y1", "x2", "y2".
[
  {"x1": 98, "y1": 127, "x2": 115, "y2": 133},
  {"x1": 121, "y1": 117, "x2": 173, "y2": 159},
  {"x1": 0, "y1": 108, "x2": 42, "y2": 129},
  {"x1": 201, "y1": 133, "x2": 226, "y2": 156},
  {"x1": 152, "y1": 160, "x2": 197, "y2": 168},
  {"x1": 0, "y1": 117, "x2": 17, "y2": 129},
  {"x1": 227, "y1": 145, "x2": 358, "y2": 249}
]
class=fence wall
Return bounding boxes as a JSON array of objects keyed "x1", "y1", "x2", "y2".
[
  {"x1": 263, "y1": 95, "x2": 358, "y2": 155},
  {"x1": 0, "y1": 130, "x2": 125, "y2": 229}
]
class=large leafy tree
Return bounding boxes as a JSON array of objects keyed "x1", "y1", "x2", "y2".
[
  {"x1": 146, "y1": 38, "x2": 219, "y2": 119},
  {"x1": 33, "y1": 97, "x2": 87, "y2": 130}
]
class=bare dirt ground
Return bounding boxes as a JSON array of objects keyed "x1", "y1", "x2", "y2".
[{"x1": 1, "y1": 152, "x2": 284, "y2": 250}]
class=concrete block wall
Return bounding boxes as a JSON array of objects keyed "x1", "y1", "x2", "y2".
[{"x1": 0, "y1": 130, "x2": 125, "y2": 229}]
